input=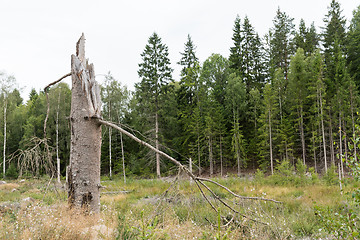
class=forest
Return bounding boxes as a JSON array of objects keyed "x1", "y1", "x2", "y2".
[
  {"x1": 0, "y1": 1, "x2": 359, "y2": 180},
  {"x1": 1, "y1": 0, "x2": 360, "y2": 239}
]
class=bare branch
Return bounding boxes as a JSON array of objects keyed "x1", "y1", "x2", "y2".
[
  {"x1": 44, "y1": 73, "x2": 71, "y2": 93},
  {"x1": 43, "y1": 73, "x2": 71, "y2": 139},
  {"x1": 98, "y1": 119, "x2": 280, "y2": 226},
  {"x1": 196, "y1": 177, "x2": 282, "y2": 204}
]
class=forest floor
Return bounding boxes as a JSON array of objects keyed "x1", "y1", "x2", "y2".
[{"x1": 0, "y1": 173, "x2": 358, "y2": 239}]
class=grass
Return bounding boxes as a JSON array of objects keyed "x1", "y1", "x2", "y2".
[{"x1": 0, "y1": 174, "x2": 357, "y2": 239}]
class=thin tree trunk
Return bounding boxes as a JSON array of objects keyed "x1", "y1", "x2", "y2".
[
  {"x1": 220, "y1": 135, "x2": 223, "y2": 177},
  {"x1": 56, "y1": 91, "x2": 61, "y2": 183},
  {"x1": 300, "y1": 106, "x2": 306, "y2": 166},
  {"x1": 120, "y1": 132, "x2": 126, "y2": 184},
  {"x1": 350, "y1": 87, "x2": 357, "y2": 161},
  {"x1": 189, "y1": 157, "x2": 193, "y2": 184},
  {"x1": 319, "y1": 89, "x2": 327, "y2": 172},
  {"x1": 344, "y1": 126, "x2": 348, "y2": 166},
  {"x1": 68, "y1": 34, "x2": 102, "y2": 213},
  {"x1": 3, "y1": 100, "x2": 6, "y2": 178},
  {"x1": 339, "y1": 109, "x2": 344, "y2": 179},
  {"x1": 209, "y1": 137, "x2": 213, "y2": 177},
  {"x1": 197, "y1": 130, "x2": 201, "y2": 176},
  {"x1": 108, "y1": 102, "x2": 112, "y2": 179},
  {"x1": 155, "y1": 111, "x2": 160, "y2": 178},
  {"x1": 312, "y1": 129, "x2": 317, "y2": 174},
  {"x1": 329, "y1": 112, "x2": 335, "y2": 165},
  {"x1": 269, "y1": 108, "x2": 274, "y2": 175}
]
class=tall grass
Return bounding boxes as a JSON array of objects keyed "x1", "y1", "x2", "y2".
[{"x1": 0, "y1": 173, "x2": 356, "y2": 239}]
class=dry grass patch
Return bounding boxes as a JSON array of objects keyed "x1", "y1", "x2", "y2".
[
  {"x1": 101, "y1": 193, "x2": 127, "y2": 204},
  {"x1": 0, "y1": 183, "x2": 19, "y2": 191},
  {"x1": 0, "y1": 201, "x2": 117, "y2": 240}
]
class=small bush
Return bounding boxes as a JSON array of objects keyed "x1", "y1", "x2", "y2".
[
  {"x1": 254, "y1": 169, "x2": 265, "y2": 184},
  {"x1": 6, "y1": 163, "x2": 18, "y2": 179},
  {"x1": 269, "y1": 160, "x2": 296, "y2": 185},
  {"x1": 323, "y1": 164, "x2": 338, "y2": 185}
]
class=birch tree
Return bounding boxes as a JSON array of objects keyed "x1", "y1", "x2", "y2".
[{"x1": 0, "y1": 73, "x2": 16, "y2": 178}]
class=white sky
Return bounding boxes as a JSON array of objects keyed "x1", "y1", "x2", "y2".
[{"x1": 0, "y1": 0, "x2": 358, "y2": 100}]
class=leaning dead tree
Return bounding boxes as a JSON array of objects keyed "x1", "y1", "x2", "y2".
[{"x1": 46, "y1": 34, "x2": 279, "y2": 219}]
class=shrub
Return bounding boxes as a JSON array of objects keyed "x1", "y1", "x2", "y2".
[
  {"x1": 323, "y1": 164, "x2": 338, "y2": 186},
  {"x1": 6, "y1": 163, "x2": 18, "y2": 179}
]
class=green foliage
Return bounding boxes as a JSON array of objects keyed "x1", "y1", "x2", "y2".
[
  {"x1": 348, "y1": 5, "x2": 360, "y2": 88},
  {"x1": 296, "y1": 159, "x2": 306, "y2": 177},
  {"x1": 270, "y1": 160, "x2": 294, "y2": 185},
  {"x1": 315, "y1": 205, "x2": 360, "y2": 239},
  {"x1": 116, "y1": 215, "x2": 135, "y2": 240},
  {"x1": 215, "y1": 208, "x2": 230, "y2": 240},
  {"x1": 254, "y1": 169, "x2": 265, "y2": 184},
  {"x1": 6, "y1": 163, "x2": 18, "y2": 179},
  {"x1": 323, "y1": 164, "x2": 339, "y2": 186},
  {"x1": 269, "y1": 7, "x2": 295, "y2": 78}
]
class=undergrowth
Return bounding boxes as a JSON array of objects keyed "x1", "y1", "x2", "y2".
[{"x1": 0, "y1": 170, "x2": 357, "y2": 239}]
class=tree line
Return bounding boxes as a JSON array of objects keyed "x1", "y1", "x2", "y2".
[{"x1": 1, "y1": 0, "x2": 360, "y2": 179}]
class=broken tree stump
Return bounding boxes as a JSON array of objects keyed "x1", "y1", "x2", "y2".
[{"x1": 68, "y1": 33, "x2": 102, "y2": 213}]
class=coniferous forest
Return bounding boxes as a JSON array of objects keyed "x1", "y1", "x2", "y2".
[{"x1": 1, "y1": 0, "x2": 360, "y2": 180}]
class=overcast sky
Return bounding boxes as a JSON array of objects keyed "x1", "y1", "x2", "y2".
[{"x1": 0, "y1": 0, "x2": 358, "y2": 100}]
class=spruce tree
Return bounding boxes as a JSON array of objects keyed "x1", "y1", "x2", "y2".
[
  {"x1": 269, "y1": 7, "x2": 295, "y2": 81},
  {"x1": 322, "y1": 0, "x2": 347, "y2": 97},
  {"x1": 136, "y1": 32, "x2": 173, "y2": 178},
  {"x1": 229, "y1": 16, "x2": 244, "y2": 76},
  {"x1": 176, "y1": 35, "x2": 200, "y2": 159},
  {"x1": 347, "y1": 5, "x2": 360, "y2": 88}
]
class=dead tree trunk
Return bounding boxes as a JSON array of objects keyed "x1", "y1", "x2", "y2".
[{"x1": 68, "y1": 34, "x2": 102, "y2": 213}]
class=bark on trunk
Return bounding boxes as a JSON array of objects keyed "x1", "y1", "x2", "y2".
[
  {"x1": 319, "y1": 88, "x2": 327, "y2": 172},
  {"x1": 219, "y1": 135, "x2": 223, "y2": 177},
  {"x1": 108, "y1": 103, "x2": 112, "y2": 179},
  {"x1": 339, "y1": 109, "x2": 344, "y2": 179},
  {"x1": 300, "y1": 106, "x2": 306, "y2": 166},
  {"x1": 155, "y1": 111, "x2": 160, "y2": 178},
  {"x1": 269, "y1": 108, "x2": 274, "y2": 175},
  {"x1": 120, "y1": 132, "x2": 126, "y2": 184},
  {"x1": 329, "y1": 112, "x2": 335, "y2": 165},
  {"x1": 209, "y1": 137, "x2": 213, "y2": 177},
  {"x1": 56, "y1": 91, "x2": 61, "y2": 183},
  {"x1": 350, "y1": 87, "x2": 357, "y2": 161},
  {"x1": 3, "y1": 100, "x2": 6, "y2": 177},
  {"x1": 68, "y1": 34, "x2": 102, "y2": 213}
]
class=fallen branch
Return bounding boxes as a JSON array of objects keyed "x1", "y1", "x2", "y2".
[
  {"x1": 101, "y1": 190, "x2": 131, "y2": 195},
  {"x1": 98, "y1": 119, "x2": 281, "y2": 226},
  {"x1": 196, "y1": 177, "x2": 282, "y2": 204}
]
